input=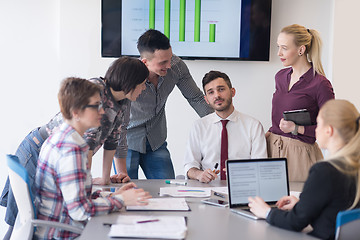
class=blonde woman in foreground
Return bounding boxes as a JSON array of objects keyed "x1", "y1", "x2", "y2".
[{"x1": 249, "y1": 99, "x2": 360, "y2": 240}]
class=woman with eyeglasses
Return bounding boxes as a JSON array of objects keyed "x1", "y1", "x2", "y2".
[
  {"x1": 1, "y1": 56, "x2": 149, "y2": 239},
  {"x1": 34, "y1": 77, "x2": 151, "y2": 239},
  {"x1": 249, "y1": 99, "x2": 360, "y2": 240}
]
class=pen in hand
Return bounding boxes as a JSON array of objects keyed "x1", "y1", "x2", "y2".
[{"x1": 213, "y1": 163, "x2": 220, "y2": 174}]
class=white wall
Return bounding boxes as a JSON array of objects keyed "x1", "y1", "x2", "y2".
[
  {"x1": 0, "y1": 0, "x2": 336, "y2": 236},
  {"x1": 332, "y1": 0, "x2": 360, "y2": 109},
  {"x1": 0, "y1": 0, "x2": 60, "y2": 235}
]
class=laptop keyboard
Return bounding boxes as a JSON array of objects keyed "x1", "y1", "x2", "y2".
[{"x1": 242, "y1": 206, "x2": 276, "y2": 213}]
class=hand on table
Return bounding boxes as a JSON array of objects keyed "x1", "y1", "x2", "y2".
[
  {"x1": 114, "y1": 182, "x2": 137, "y2": 194},
  {"x1": 110, "y1": 172, "x2": 131, "y2": 183},
  {"x1": 248, "y1": 196, "x2": 271, "y2": 219},
  {"x1": 114, "y1": 183, "x2": 151, "y2": 206},
  {"x1": 197, "y1": 169, "x2": 218, "y2": 183}
]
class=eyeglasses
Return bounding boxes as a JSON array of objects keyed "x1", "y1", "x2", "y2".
[{"x1": 83, "y1": 102, "x2": 103, "y2": 112}]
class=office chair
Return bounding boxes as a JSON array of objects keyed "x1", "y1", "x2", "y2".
[
  {"x1": 6, "y1": 154, "x2": 83, "y2": 240},
  {"x1": 335, "y1": 208, "x2": 360, "y2": 240}
]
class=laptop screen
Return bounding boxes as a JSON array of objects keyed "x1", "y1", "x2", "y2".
[{"x1": 226, "y1": 158, "x2": 289, "y2": 207}]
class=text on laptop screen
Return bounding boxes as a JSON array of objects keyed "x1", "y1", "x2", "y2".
[{"x1": 228, "y1": 160, "x2": 288, "y2": 205}]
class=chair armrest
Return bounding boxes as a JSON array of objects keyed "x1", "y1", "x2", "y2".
[{"x1": 32, "y1": 219, "x2": 83, "y2": 234}]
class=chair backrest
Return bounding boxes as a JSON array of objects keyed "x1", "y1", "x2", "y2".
[
  {"x1": 335, "y1": 208, "x2": 360, "y2": 240},
  {"x1": 7, "y1": 154, "x2": 36, "y2": 240}
]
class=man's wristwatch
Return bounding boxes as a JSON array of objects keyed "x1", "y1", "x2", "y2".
[{"x1": 292, "y1": 124, "x2": 299, "y2": 135}]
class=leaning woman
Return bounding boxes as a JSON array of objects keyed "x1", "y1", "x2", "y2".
[
  {"x1": 35, "y1": 77, "x2": 151, "y2": 239},
  {"x1": 1, "y1": 56, "x2": 149, "y2": 239}
]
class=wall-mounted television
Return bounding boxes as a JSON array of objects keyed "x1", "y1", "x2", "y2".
[{"x1": 102, "y1": 0, "x2": 272, "y2": 61}]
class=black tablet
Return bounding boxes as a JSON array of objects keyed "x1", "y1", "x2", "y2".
[{"x1": 283, "y1": 109, "x2": 312, "y2": 126}]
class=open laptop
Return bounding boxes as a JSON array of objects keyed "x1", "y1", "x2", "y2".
[{"x1": 226, "y1": 158, "x2": 289, "y2": 220}]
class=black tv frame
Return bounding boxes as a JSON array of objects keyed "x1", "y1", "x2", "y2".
[{"x1": 101, "y1": 0, "x2": 272, "y2": 61}]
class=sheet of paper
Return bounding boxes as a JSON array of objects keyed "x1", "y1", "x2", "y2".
[
  {"x1": 159, "y1": 186, "x2": 212, "y2": 197},
  {"x1": 126, "y1": 197, "x2": 190, "y2": 211},
  {"x1": 290, "y1": 191, "x2": 301, "y2": 199},
  {"x1": 108, "y1": 215, "x2": 187, "y2": 239},
  {"x1": 160, "y1": 186, "x2": 228, "y2": 198}
]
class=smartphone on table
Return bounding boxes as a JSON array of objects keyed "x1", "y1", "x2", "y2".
[{"x1": 202, "y1": 198, "x2": 229, "y2": 207}]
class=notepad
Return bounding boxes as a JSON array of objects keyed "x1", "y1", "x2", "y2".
[
  {"x1": 290, "y1": 191, "x2": 301, "y2": 199},
  {"x1": 108, "y1": 215, "x2": 187, "y2": 239},
  {"x1": 126, "y1": 198, "x2": 190, "y2": 211}
]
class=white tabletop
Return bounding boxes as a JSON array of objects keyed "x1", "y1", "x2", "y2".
[{"x1": 79, "y1": 180, "x2": 318, "y2": 240}]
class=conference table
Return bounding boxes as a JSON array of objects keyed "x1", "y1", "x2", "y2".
[{"x1": 79, "y1": 180, "x2": 318, "y2": 240}]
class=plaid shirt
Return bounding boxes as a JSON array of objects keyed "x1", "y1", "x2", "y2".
[{"x1": 35, "y1": 123, "x2": 124, "y2": 240}]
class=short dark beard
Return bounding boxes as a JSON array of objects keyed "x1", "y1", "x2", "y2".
[{"x1": 212, "y1": 97, "x2": 232, "y2": 112}]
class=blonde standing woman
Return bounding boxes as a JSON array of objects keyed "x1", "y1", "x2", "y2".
[
  {"x1": 267, "y1": 24, "x2": 335, "y2": 182},
  {"x1": 249, "y1": 99, "x2": 360, "y2": 240}
]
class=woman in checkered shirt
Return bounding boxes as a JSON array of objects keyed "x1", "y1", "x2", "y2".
[{"x1": 34, "y1": 77, "x2": 151, "y2": 240}]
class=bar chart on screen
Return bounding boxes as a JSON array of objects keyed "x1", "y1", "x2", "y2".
[{"x1": 121, "y1": 0, "x2": 241, "y2": 58}]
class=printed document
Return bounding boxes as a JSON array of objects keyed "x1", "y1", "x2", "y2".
[
  {"x1": 126, "y1": 197, "x2": 190, "y2": 211},
  {"x1": 160, "y1": 186, "x2": 228, "y2": 197},
  {"x1": 108, "y1": 215, "x2": 187, "y2": 239}
]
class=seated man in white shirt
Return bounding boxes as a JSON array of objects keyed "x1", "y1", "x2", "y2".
[{"x1": 184, "y1": 71, "x2": 267, "y2": 183}]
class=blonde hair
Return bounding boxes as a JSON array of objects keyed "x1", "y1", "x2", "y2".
[
  {"x1": 319, "y1": 99, "x2": 360, "y2": 209},
  {"x1": 281, "y1": 24, "x2": 325, "y2": 77}
]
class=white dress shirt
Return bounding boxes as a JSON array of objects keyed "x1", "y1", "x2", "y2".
[{"x1": 184, "y1": 110, "x2": 267, "y2": 176}]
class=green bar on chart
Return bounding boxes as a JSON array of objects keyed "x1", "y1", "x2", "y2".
[
  {"x1": 209, "y1": 24, "x2": 215, "y2": 42},
  {"x1": 179, "y1": 0, "x2": 186, "y2": 41},
  {"x1": 194, "y1": 0, "x2": 201, "y2": 42},
  {"x1": 149, "y1": 0, "x2": 155, "y2": 29},
  {"x1": 164, "y1": 0, "x2": 171, "y2": 38}
]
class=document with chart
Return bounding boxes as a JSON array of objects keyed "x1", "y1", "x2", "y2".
[
  {"x1": 108, "y1": 215, "x2": 187, "y2": 239},
  {"x1": 126, "y1": 197, "x2": 190, "y2": 211}
]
